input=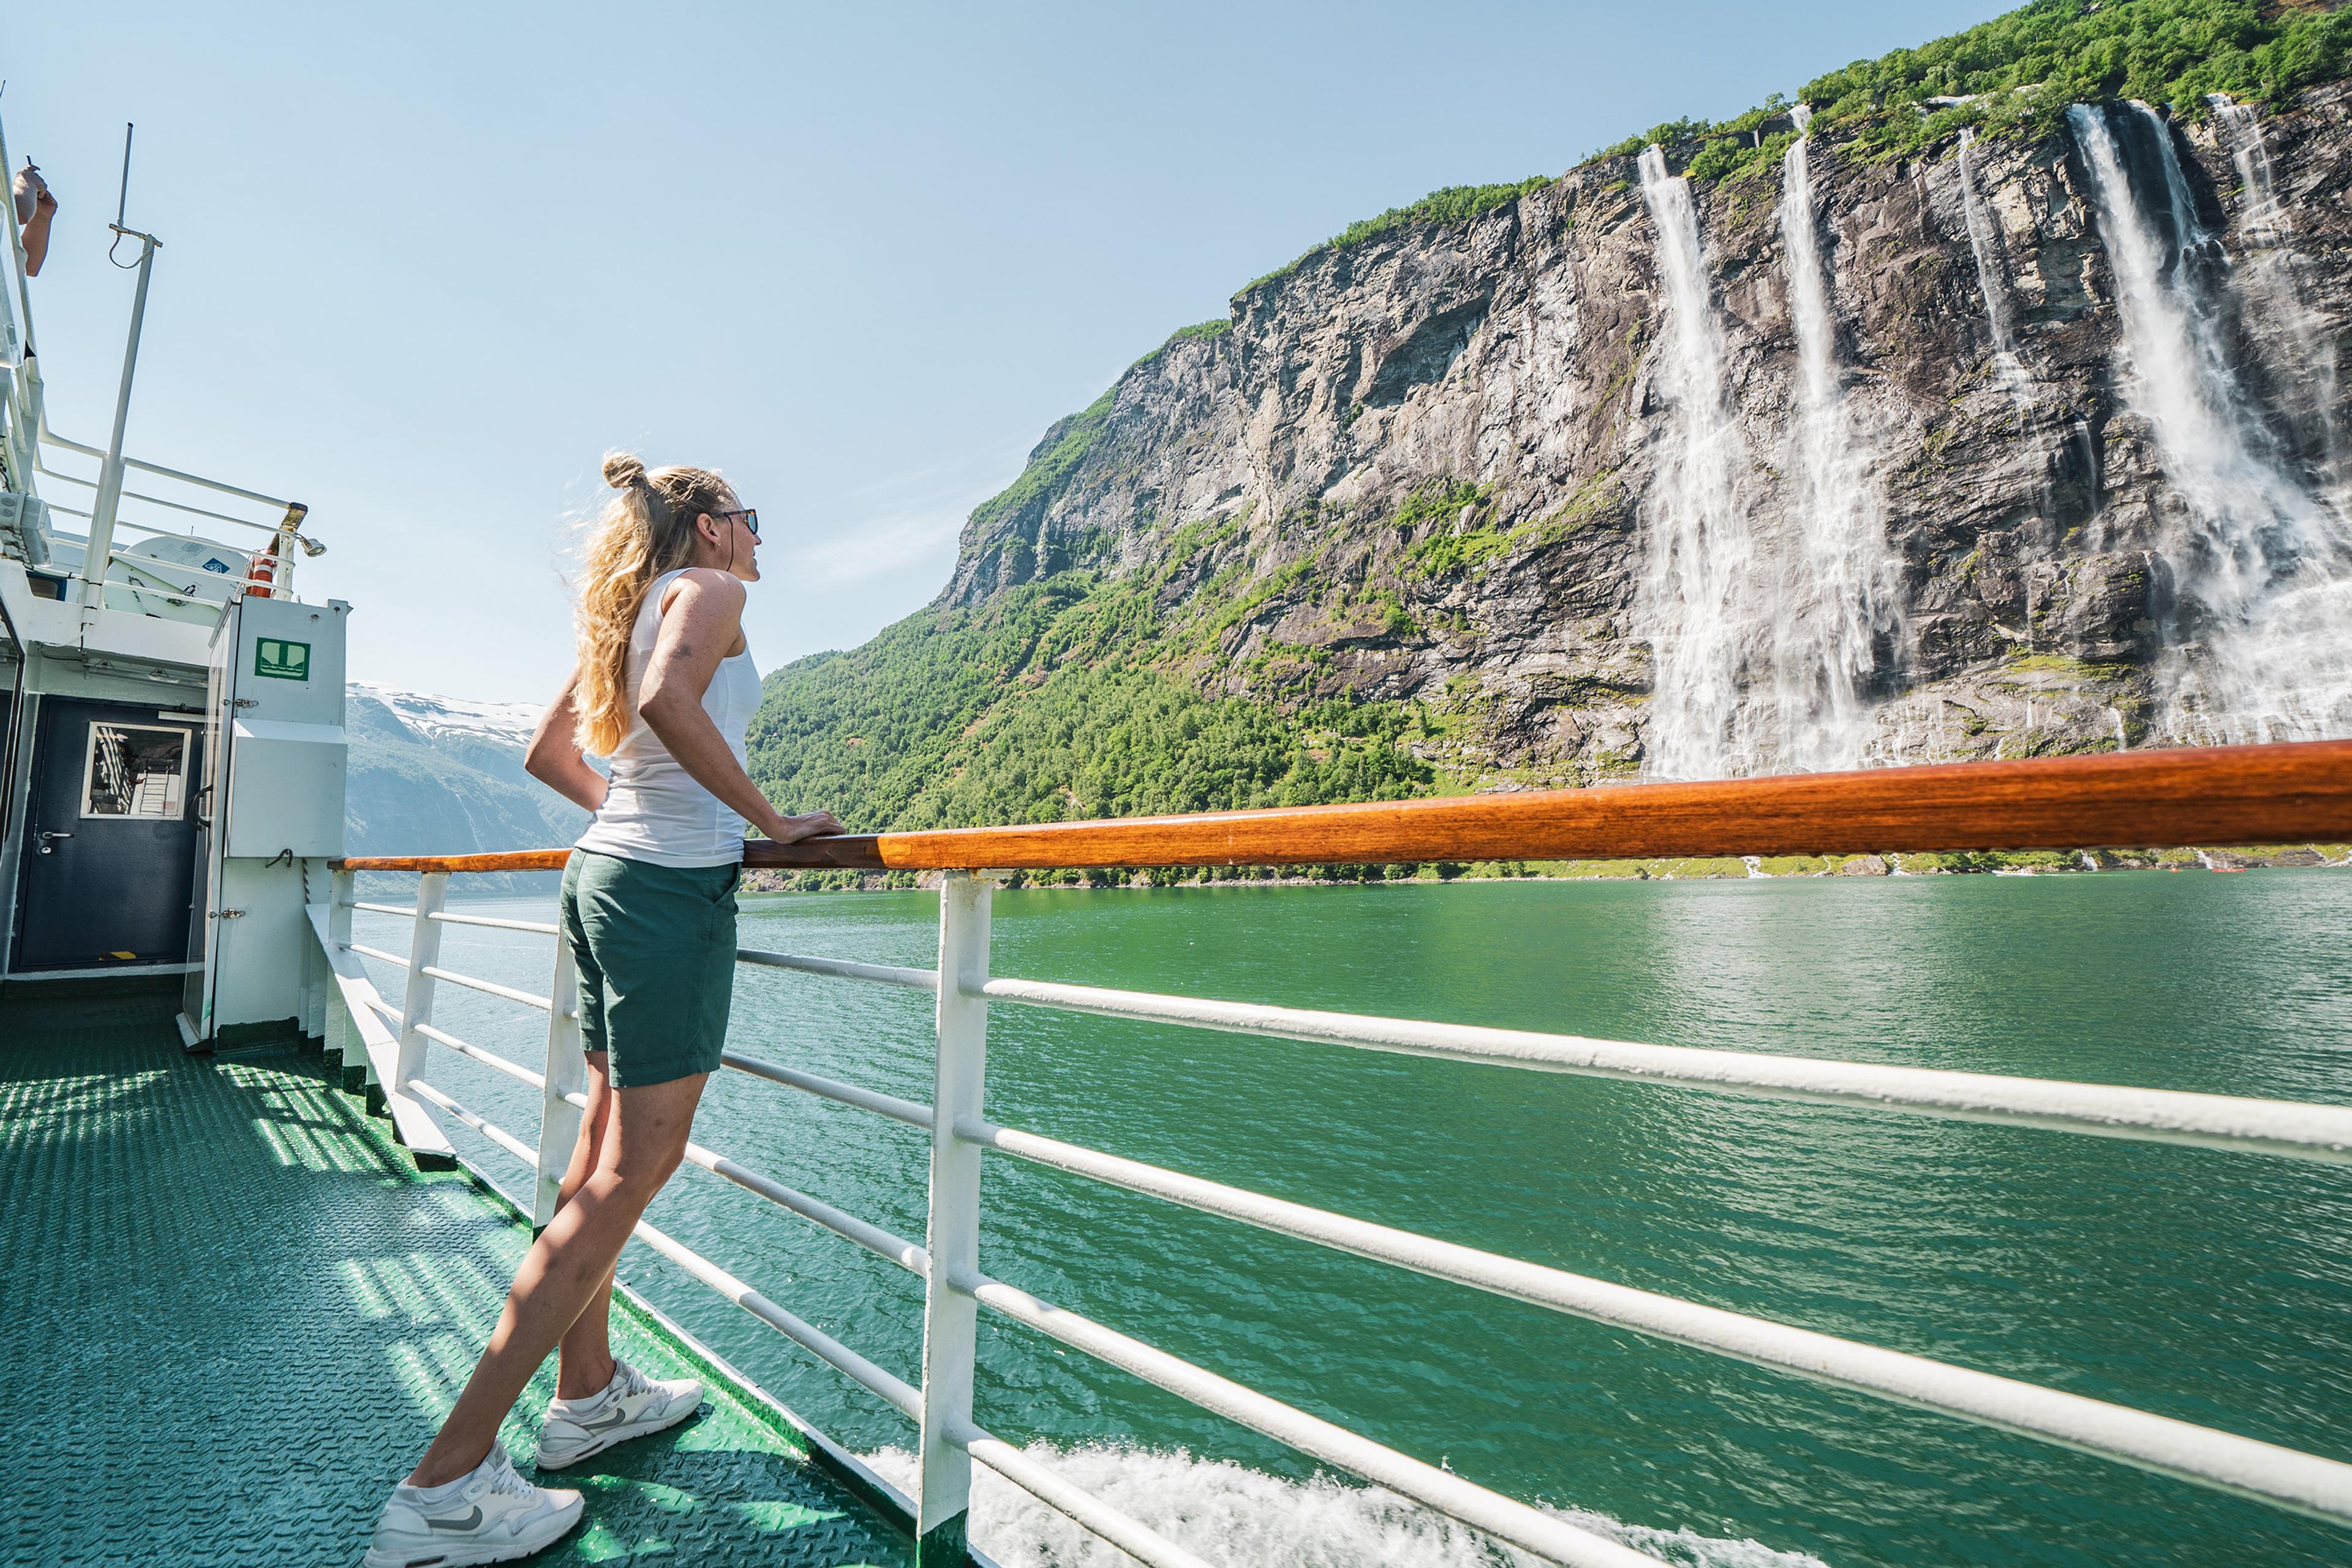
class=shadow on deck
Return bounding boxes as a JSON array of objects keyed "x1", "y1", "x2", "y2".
[{"x1": 0, "y1": 981, "x2": 914, "y2": 1568}]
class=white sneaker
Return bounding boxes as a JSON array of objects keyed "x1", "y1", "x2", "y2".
[
  {"x1": 533, "y1": 1358, "x2": 704, "y2": 1470},
  {"x1": 364, "y1": 1446, "x2": 584, "y2": 1567}
]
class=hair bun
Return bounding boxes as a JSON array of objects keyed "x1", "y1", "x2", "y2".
[{"x1": 601, "y1": 452, "x2": 647, "y2": 489}]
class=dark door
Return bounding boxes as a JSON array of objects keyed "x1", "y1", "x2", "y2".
[{"x1": 12, "y1": 698, "x2": 205, "y2": 970}]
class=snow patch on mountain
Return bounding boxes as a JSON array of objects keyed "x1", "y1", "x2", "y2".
[
  {"x1": 349, "y1": 680, "x2": 543, "y2": 751},
  {"x1": 344, "y1": 682, "x2": 585, "y2": 877}
]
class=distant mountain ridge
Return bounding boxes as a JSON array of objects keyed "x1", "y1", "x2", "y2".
[{"x1": 345, "y1": 682, "x2": 586, "y2": 867}]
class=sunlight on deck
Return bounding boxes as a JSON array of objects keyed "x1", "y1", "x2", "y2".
[{"x1": 0, "y1": 982, "x2": 911, "y2": 1567}]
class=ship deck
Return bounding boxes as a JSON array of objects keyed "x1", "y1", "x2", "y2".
[{"x1": 0, "y1": 981, "x2": 914, "y2": 1568}]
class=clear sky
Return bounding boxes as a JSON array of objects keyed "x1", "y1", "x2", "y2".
[{"x1": 6, "y1": 0, "x2": 2008, "y2": 705}]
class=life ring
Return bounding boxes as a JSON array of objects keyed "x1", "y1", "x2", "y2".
[{"x1": 244, "y1": 538, "x2": 278, "y2": 598}]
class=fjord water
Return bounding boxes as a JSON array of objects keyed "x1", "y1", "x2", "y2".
[{"x1": 375, "y1": 873, "x2": 2352, "y2": 1568}]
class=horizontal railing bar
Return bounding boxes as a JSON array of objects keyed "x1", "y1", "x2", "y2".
[
  {"x1": 627, "y1": 1216, "x2": 921, "y2": 1417},
  {"x1": 770, "y1": 739, "x2": 2352, "y2": 870},
  {"x1": 401, "y1": 1058, "x2": 1332, "y2": 1568},
  {"x1": 337, "y1": 851, "x2": 571, "y2": 873},
  {"x1": 718, "y1": 1049, "x2": 935, "y2": 1129},
  {"x1": 973, "y1": 976, "x2": 2352, "y2": 1164},
  {"x1": 348, "y1": 943, "x2": 410, "y2": 969},
  {"x1": 415, "y1": 1023, "x2": 546, "y2": 1091},
  {"x1": 39, "y1": 428, "x2": 298, "y2": 509},
  {"x1": 350, "y1": 901, "x2": 415, "y2": 918},
  {"x1": 953, "y1": 1264, "x2": 1663, "y2": 1568},
  {"x1": 406, "y1": 1079, "x2": 539, "y2": 1169},
  {"x1": 420, "y1": 965, "x2": 552, "y2": 1013},
  {"x1": 736, "y1": 947, "x2": 940, "y2": 992},
  {"x1": 952, "y1": 1427, "x2": 1224, "y2": 1568},
  {"x1": 405, "y1": 1093, "x2": 867, "y2": 1424},
  {"x1": 681, "y1": 1141, "x2": 929, "y2": 1275},
  {"x1": 624, "y1": 1217, "x2": 1223, "y2": 1568},
  {"x1": 432, "y1": 910, "x2": 562, "y2": 937},
  {"x1": 116, "y1": 484, "x2": 286, "y2": 533},
  {"x1": 332, "y1": 739, "x2": 2352, "y2": 876},
  {"x1": 959, "y1": 1114, "x2": 2352, "y2": 1528},
  {"x1": 39, "y1": 459, "x2": 288, "y2": 534}
]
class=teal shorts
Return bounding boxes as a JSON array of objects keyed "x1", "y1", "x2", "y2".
[{"x1": 560, "y1": 849, "x2": 740, "y2": 1089}]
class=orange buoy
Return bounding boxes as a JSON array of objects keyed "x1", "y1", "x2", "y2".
[{"x1": 244, "y1": 537, "x2": 279, "y2": 598}]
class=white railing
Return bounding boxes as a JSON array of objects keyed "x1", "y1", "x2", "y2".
[{"x1": 310, "y1": 867, "x2": 2352, "y2": 1568}]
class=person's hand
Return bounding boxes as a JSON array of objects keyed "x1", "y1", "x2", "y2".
[
  {"x1": 12, "y1": 162, "x2": 48, "y2": 226},
  {"x1": 761, "y1": 809, "x2": 845, "y2": 844}
]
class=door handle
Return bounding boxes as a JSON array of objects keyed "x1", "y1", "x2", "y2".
[{"x1": 36, "y1": 831, "x2": 73, "y2": 855}]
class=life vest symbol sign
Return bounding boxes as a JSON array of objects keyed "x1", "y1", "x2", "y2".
[{"x1": 254, "y1": 638, "x2": 311, "y2": 681}]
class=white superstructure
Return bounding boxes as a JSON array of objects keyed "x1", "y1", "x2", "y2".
[{"x1": 0, "y1": 102, "x2": 347, "y2": 1043}]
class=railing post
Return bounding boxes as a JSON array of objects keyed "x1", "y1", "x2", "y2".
[
  {"x1": 394, "y1": 873, "x2": 448, "y2": 1122},
  {"x1": 916, "y1": 870, "x2": 995, "y2": 1565},
  {"x1": 532, "y1": 936, "x2": 584, "y2": 1229},
  {"x1": 330, "y1": 869, "x2": 366, "y2": 1094}
]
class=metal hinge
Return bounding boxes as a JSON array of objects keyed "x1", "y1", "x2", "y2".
[
  {"x1": 232, "y1": 698, "x2": 258, "y2": 709},
  {"x1": 213, "y1": 908, "x2": 246, "y2": 919}
]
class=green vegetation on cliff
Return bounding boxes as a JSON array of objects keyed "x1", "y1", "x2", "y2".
[
  {"x1": 1594, "y1": 0, "x2": 2352, "y2": 171},
  {"x1": 965, "y1": 388, "x2": 1117, "y2": 560},
  {"x1": 1239, "y1": 177, "x2": 1555, "y2": 296},
  {"x1": 748, "y1": 557, "x2": 1437, "y2": 884}
]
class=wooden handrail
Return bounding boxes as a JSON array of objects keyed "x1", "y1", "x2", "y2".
[{"x1": 330, "y1": 739, "x2": 2352, "y2": 875}]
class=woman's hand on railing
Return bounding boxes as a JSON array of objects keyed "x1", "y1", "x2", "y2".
[{"x1": 760, "y1": 809, "x2": 845, "y2": 845}]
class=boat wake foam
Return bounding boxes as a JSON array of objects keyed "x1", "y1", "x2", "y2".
[{"x1": 859, "y1": 1442, "x2": 1831, "y2": 1568}]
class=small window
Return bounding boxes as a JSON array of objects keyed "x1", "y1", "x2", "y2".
[{"x1": 82, "y1": 723, "x2": 190, "y2": 820}]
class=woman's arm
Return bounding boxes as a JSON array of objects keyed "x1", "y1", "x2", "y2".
[
  {"x1": 525, "y1": 672, "x2": 611, "y2": 813},
  {"x1": 638, "y1": 570, "x2": 842, "y2": 845},
  {"x1": 17, "y1": 167, "x2": 55, "y2": 277}
]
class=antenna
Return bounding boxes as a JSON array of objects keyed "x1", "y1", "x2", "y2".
[{"x1": 115, "y1": 122, "x2": 134, "y2": 230}]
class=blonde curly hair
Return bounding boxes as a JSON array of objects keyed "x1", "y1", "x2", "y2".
[{"x1": 572, "y1": 451, "x2": 736, "y2": 755}]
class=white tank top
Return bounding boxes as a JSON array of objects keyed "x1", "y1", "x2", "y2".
[{"x1": 574, "y1": 569, "x2": 763, "y2": 868}]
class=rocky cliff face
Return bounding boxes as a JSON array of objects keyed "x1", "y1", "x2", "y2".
[{"x1": 937, "y1": 85, "x2": 2352, "y2": 785}]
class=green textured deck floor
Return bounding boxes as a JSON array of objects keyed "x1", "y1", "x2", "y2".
[{"x1": 0, "y1": 985, "x2": 914, "y2": 1568}]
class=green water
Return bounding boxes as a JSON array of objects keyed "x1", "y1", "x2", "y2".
[{"x1": 366, "y1": 871, "x2": 2352, "y2": 1568}]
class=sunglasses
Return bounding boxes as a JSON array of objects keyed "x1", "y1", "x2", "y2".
[{"x1": 714, "y1": 507, "x2": 760, "y2": 540}]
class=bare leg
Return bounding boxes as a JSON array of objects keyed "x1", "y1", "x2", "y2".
[
  {"x1": 404, "y1": 1071, "x2": 709, "y2": 1488},
  {"x1": 552, "y1": 1054, "x2": 619, "y2": 1400}
]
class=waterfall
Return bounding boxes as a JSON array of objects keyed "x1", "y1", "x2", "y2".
[
  {"x1": 2071, "y1": 417, "x2": 2103, "y2": 517},
  {"x1": 1773, "y1": 111, "x2": 1901, "y2": 772},
  {"x1": 2208, "y1": 93, "x2": 2341, "y2": 486},
  {"x1": 1959, "y1": 128, "x2": 2069, "y2": 538},
  {"x1": 1956, "y1": 129, "x2": 2030, "y2": 402},
  {"x1": 1635, "y1": 144, "x2": 1755, "y2": 779},
  {"x1": 2210, "y1": 94, "x2": 2285, "y2": 245},
  {"x1": 2066, "y1": 102, "x2": 2352, "y2": 742}
]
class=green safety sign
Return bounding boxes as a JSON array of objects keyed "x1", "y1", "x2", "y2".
[{"x1": 254, "y1": 638, "x2": 312, "y2": 681}]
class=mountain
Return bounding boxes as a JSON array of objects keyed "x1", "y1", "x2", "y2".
[
  {"x1": 345, "y1": 683, "x2": 586, "y2": 869},
  {"x1": 745, "y1": 0, "x2": 2352, "y2": 859}
]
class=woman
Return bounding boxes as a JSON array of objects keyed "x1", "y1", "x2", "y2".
[{"x1": 367, "y1": 454, "x2": 842, "y2": 1567}]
